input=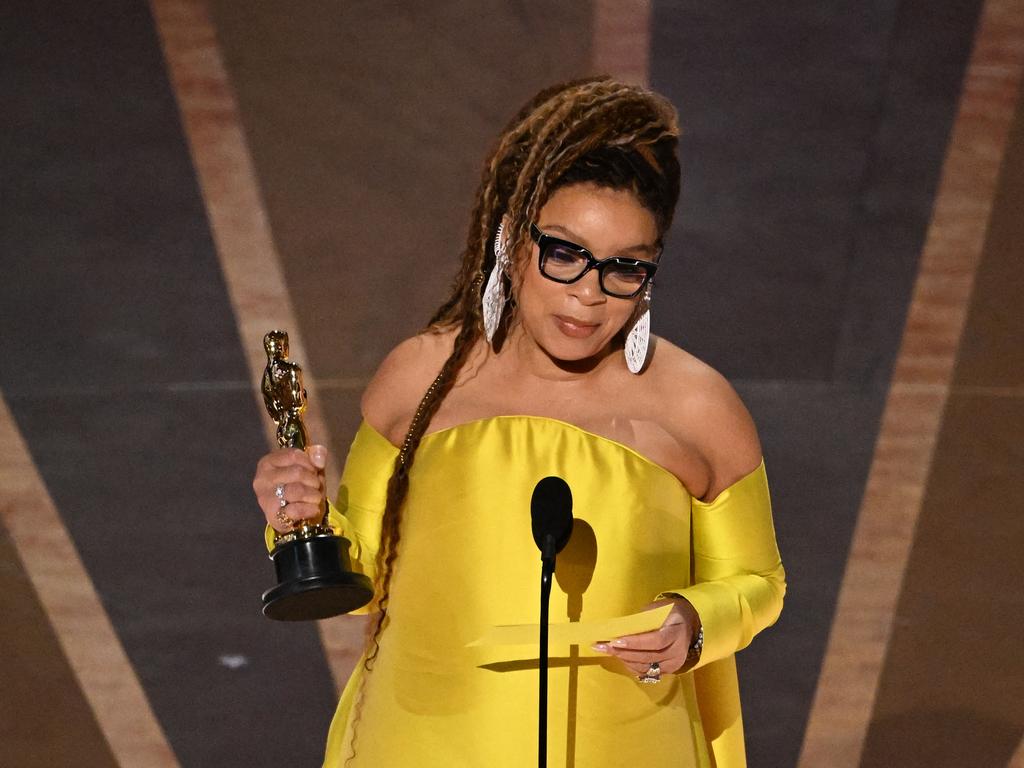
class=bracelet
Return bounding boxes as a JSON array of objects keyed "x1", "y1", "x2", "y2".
[
  {"x1": 684, "y1": 625, "x2": 704, "y2": 669},
  {"x1": 658, "y1": 592, "x2": 704, "y2": 670}
]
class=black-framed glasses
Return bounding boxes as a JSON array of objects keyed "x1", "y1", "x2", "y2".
[{"x1": 530, "y1": 224, "x2": 659, "y2": 299}]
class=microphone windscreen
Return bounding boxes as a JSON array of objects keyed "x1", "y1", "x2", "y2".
[{"x1": 531, "y1": 476, "x2": 573, "y2": 555}]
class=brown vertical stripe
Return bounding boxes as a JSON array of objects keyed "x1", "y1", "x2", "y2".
[
  {"x1": 798, "y1": 1, "x2": 1024, "y2": 765},
  {"x1": 0, "y1": 395, "x2": 179, "y2": 767},
  {"x1": 592, "y1": 0, "x2": 651, "y2": 86},
  {"x1": 147, "y1": 0, "x2": 361, "y2": 691},
  {"x1": 860, "y1": 76, "x2": 1024, "y2": 766}
]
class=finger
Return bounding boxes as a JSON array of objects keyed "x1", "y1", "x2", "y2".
[
  {"x1": 277, "y1": 463, "x2": 322, "y2": 489},
  {"x1": 278, "y1": 501, "x2": 321, "y2": 528},
  {"x1": 620, "y1": 659, "x2": 651, "y2": 675},
  {"x1": 308, "y1": 444, "x2": 328, "y2": 470},
  {"x1": 275, "y1": 481, "x2": 323, "y2": 507},
  {"x1": 275, "y1": 502, "x2": 323, "y2": 527},
  {"x1": 258, "y1": 478, "x2": 323, "y2": 523},
  {"x1": 604, "y1": 646, "x2": 667, "y2": 663},
  {"x1": 261, "y1": 478, "x2": 323, "y2": 515},
  {"x1": 605, "y1": 647, "x2": 684, "y2": 667},
  {"x1": 264, "y1": 447, "x2": 315, "y2": 469},
  {"x1": 623, "y1": 657, "x2": 686, "y2": 676},
  {"x1": 601, "y1": 648, "x2": 687, "y2": 675},
  {"x1": 610, "y1": 625, "x2": 681, "y2": 652},
  {"x1": 255, "y1": 451, "x2": 317, "y2": 493},
  {"x1": 256, "y1": 463, "x2": 321, "y2": 494}
]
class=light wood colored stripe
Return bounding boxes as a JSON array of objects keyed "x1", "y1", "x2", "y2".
[
  {"x1": 1008, "y1": 734, "x2": 1024, "y2": 768},
  {"x1": 0, "y1": 394, "x2": 180, "y2": 767},
  {"x1": 148, "y1": 0, "x2": 363, "y2": 692},
  {"x1": 798, "y1": 2, "x2": 1024, "y2": 766},
  {"x1": 592, "y1": 0, "x2": 651, "y2": 86}
]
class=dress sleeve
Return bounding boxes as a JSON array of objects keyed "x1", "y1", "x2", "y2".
[
  {"x1": 261, "y1": 496, "x2": 383, "y2": 577},
  {"x1": 659, "y1": 460, "x2": 786, "y2": 671},
  {"x1": 261, "y1": 421, "x2": 394, "y2": 614}
]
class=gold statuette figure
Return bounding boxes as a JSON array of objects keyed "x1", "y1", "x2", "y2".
[
  {"x1": 259, "y1": 330, "x2": 373, "y2": 621},
  {"x1": 263, "y1": 330, "x2": 311, "y2": 451}
]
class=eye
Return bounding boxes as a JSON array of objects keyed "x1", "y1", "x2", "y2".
[
  {"x1": 545, "y1": 243, "x2": 586, "y2": 265},
  {"x1": 606, "y1": 262, "x2": 648, "y2": 284}
]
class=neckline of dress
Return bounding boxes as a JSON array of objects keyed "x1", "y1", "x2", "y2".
[{"x1": 362, "y1": 413, "x2": 690, "y2": 495}]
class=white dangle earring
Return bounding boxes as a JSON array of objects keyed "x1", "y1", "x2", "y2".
[
  {"x1": 482, "y1": 220, "x2": 510, "y2": 343},
  {"x1": 624, "y1": 284, "x2": 652, "y2": 374}
]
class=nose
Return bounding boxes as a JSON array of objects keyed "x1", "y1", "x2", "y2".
[{"x1": 567, "y1": 268, "x2": 605, "y2": 305}]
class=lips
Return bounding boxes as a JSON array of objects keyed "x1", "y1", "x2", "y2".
[{"x1": 554, "y1": 314, "x2": 600, "y2": 338}]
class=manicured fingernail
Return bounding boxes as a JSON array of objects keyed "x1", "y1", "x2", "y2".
[
  {"x1": 310, "y1": 445, "x2": 327, "y2": 467},
  {"x1": 591, "y1": 643, "x2": 609, "y2": 652},
  {"x1": 612, "y1": 639, "x2": 628, "y2": 647}
]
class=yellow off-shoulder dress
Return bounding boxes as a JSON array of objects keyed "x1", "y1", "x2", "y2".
[{"x1": 311, "y1": 415, "x2": 784, "y2": 768}]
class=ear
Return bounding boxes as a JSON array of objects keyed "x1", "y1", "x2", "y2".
[{"x1": 504, "y1": 216, "x2": 531, "y2": 297}]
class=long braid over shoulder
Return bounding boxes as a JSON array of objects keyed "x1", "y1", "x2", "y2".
[{"x1": 364, "y1": 77, "x2": 681, "y2": 667}]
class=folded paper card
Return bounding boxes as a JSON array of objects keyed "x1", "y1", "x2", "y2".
[{"x1": 467, "y1": 604, "x2": 672, "y2": 648}]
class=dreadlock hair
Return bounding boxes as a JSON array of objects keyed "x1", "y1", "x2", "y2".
[{"x1": 365, "y1": 76, "x2": 681, "y2": 667}]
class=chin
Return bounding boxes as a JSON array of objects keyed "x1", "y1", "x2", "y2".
[{"x1": 542, "y1": 335, "x2": 615, "y2": 367}]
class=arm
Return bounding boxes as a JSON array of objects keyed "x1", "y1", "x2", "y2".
[
  {"x1": 598, "y1": 357, "x2": 785, "y2": 674},
  {"x1": 661, "y1": 460, "x2": 785, "y2": 671}
]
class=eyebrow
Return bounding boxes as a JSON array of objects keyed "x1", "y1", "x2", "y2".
[{"x1": 538, "y1": 223, "x2": 661, "y2": 258}]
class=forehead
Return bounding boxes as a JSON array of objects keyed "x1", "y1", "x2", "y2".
[{"x1": 536, "y1": 184, "x2": 659, "y2": 253}]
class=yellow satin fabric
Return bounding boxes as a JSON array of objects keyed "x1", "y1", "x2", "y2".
[{"x1": 307, "y1": 415, "x2": 784, "y2": 768}]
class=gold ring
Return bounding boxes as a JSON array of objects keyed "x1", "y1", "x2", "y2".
[{"x1": 275, "y1": 507, "x2": 293, "y2": 529}]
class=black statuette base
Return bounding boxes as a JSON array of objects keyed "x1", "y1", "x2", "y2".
[{"x1": 262, "y1": 534, "x2": 373, "y2": 621}]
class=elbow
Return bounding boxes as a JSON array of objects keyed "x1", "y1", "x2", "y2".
[{"x1": 763, "y1": 562, "x2": 787, "y2": 629}]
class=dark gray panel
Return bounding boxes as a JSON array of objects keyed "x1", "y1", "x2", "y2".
[
  {"x1": 649, "y1": 0, "x2": 980, "y2": 385},
  {"x1": 831, "y1": 0, "x2": 984, "y2": 385},
  {"x1": 735, "y1": 381, "x2": 883, "y2": 768},
  {"x1": 650, "y1": 1, "x2": 901, "y2": 380},
  {"x1": 649, "y1": 2, "x2": 983, "y2": 765}
]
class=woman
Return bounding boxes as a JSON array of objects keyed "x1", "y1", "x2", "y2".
[{"x1": 253, "y1": 78, "x2": 785, "y2": 767}]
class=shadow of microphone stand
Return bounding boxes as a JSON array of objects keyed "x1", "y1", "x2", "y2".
[{"x1": 555, "y1": 520, "x2": 598, "y2": 768}]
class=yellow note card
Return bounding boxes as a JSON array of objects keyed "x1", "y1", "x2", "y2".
[{"x1": 467, "y1": 604, "x2": 672, "y2": 648}]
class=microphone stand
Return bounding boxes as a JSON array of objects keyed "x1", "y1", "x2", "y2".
[
  {"x1": 539, "y1": 535, "x2": 556, "y2": 768},
  {"x1": 530, "y1": 475, "x2": 572, "y2": 768}
]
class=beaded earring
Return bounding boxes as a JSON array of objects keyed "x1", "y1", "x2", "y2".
[
  {"x1": 482, "y1": 220, "x2": 510, "y2": 342},
  {"x1": 624, "y1": 285, "x2": 652, "y2": 374}
]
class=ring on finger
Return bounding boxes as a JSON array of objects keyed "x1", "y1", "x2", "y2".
[
  {"x1": 275, "y1": 507, "x2": 293, "y2": 529},
  {"x1": 274, "y1": 483, "x2": 287, "y2": 508},
  {"x1": 637, "y1": 661, "x2": 661, "y2": 684}
]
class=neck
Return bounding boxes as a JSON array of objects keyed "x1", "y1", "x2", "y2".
[{"x1": 501, "y1": 323, "x2": 619, "y2": 383}]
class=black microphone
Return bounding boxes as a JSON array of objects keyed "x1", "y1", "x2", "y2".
[
  {"x1": 530, "y1": 476, "x2": 573, "y2": 768},
  {"x1": 531, "y1": 476, "x2": 573, "y2": 563}
]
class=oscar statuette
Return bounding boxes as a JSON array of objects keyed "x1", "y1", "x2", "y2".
[{"x1": 260, "y1": 330, "x2": 373, "y2": 621}]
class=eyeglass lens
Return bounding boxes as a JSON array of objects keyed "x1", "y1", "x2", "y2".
[{"x1": 541, "y1": 242, "x2": 651, "y2": 297}]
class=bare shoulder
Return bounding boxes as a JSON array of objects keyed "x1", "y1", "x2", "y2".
[
  {"x1": 647, "y1": 338, "x2": 763, "y2": 499},
  {"x1": 361, "y1": 327, "x2": 457, "y2": 444}
]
